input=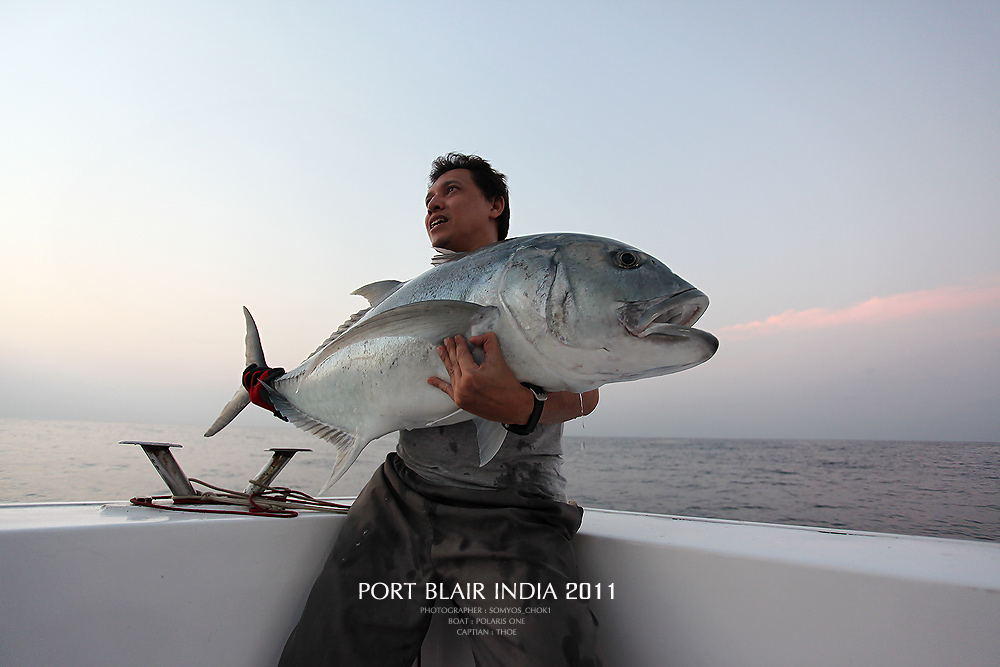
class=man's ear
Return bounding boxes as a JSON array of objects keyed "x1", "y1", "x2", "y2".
[{"x1": 488, "y1": 196, "x2": 505, "y2": 220}]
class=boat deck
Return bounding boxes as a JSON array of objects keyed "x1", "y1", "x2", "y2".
[{"x1": 2, "y1": 501, "x2": 998, "y2": 666}]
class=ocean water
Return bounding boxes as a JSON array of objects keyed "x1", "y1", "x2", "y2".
[{"x1": 1, "y1": 417, "x2": 997, "y2": 543}]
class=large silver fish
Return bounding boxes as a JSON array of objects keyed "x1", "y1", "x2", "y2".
[{"x1": 205, "y1": 233, "x2": 718, "y2": 488}]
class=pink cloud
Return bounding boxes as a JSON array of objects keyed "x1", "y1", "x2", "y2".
[{"x1": 719, "y1": 274, "x2": 1000, "y2": 340}]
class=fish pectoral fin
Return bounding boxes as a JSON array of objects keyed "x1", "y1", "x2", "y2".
[
  {"x1": 300, "y1": 301, "x2": 500, "y2": 382},
  {"x1": 425, "y1": 408, "x2": 470, "y2": 427},
  {"x1": 472, "y1": 417, "x2": 508, "y2": 466}
]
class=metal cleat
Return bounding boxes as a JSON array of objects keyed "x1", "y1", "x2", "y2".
[
  {"x1": 245, "y1": 448, "x2": 312, "y2": 495},
  {"x1": 120, "y1": 441, "x2": 199, "y2": 500}
]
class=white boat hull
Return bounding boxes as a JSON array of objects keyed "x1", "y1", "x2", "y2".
[{"x1": 1, "y1": 501, "x2": 998, "y2": 666}]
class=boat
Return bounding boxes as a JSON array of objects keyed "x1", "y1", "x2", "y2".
[{"x1": 2, "y1": 445, "x2": 998, "y2": 666}]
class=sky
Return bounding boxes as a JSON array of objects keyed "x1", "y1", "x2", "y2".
[{"x1": 1, "y1": 1, "x2": 998, "y2": 443}]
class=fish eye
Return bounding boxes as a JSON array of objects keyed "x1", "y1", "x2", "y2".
[{"x1": 614, "y1": 250, "x2": 641, "y2": 269}]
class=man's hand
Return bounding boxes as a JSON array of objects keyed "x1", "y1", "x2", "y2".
[
  {"x1": 427, "y1": 333, "x2": 599, "y2": 426},
  {"x1": 428, "y1": 333, "x2": 535, "y2": 425}
]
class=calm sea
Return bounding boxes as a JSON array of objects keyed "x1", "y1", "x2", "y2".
[{"x1": 1, "y1": 417, "x2": 997, "y2": 543}]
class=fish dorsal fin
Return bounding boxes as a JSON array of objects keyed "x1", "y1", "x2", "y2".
[
  {"x1": 431, "y1": 247, "x2": 472, "y2": 265},
  {"x1": 298, "y1": 300, "x2": 500, "y2": 385},
  {"x1": 300, "y1": 281, "x2": 404, "y2": 362},
  {"x1": 302, "y1": 307, "x2": 370, "y2": 361},
  {"x1": 351, "y1": 280, "x2": 403, "y2": 307}
]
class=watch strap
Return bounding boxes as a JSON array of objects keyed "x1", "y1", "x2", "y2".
[{"x1": 503, "y1": 383, "x2": 546, "y2": 436}]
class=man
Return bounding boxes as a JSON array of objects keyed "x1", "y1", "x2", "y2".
[
  {"x1": 423, "y1": 156, "x2": 600, "y2": 429},
  {"x1": 273, "y1": 153, "x2": 602, "y2": 667}
]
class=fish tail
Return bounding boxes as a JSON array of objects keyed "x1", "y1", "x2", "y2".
[
  {"x1": 241, "y1": 306, "x2": 267, "y2": 368},
  {"x1": 203, "y1": 307, "x2": 267, "y2": 437}
]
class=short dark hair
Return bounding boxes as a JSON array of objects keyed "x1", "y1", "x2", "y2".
[{"x1": 429, "y1": 153, "x2": 510, "y2": 241}]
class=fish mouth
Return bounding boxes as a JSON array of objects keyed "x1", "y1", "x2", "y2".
[{"x1": 618, "y1": 288, "x2": 710, "y2": 337}]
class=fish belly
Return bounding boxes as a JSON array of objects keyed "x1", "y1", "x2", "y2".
[{"x1": 279, "y1": 336, "x2": 460, "y2": 439}]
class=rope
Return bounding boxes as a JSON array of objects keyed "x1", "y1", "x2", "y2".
[{"x1": 129, "y1": 479, "x2": 352, "y2": 518}]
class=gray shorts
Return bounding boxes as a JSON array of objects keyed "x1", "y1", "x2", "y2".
[{"x1": 278, "y1": 453, "x2": 602, "y2": 667}]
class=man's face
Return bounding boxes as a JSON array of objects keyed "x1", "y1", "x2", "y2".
[{"x1": 425, "y1": 169, "x2": 504, "y2": 252}]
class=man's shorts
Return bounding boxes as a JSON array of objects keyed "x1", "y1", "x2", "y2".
[{"x1": 278, "y1": 453, "x2": 602, "y2": 667}]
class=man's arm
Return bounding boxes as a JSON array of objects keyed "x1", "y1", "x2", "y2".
[
  {"x1": 427, "y1": 333, "x2": 599, "y2": 426},
  {"x1": 539, "y1": 388, "x2": 600, "y2": 424}
]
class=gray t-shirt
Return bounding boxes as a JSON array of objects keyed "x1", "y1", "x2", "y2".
[{"x1": 396, "y1": 422, "x2": 567, "y2": 501}]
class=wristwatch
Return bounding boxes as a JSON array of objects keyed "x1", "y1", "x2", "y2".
[{"x1": 503, "y1": 383, "x2": 547, "y2": 436}]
